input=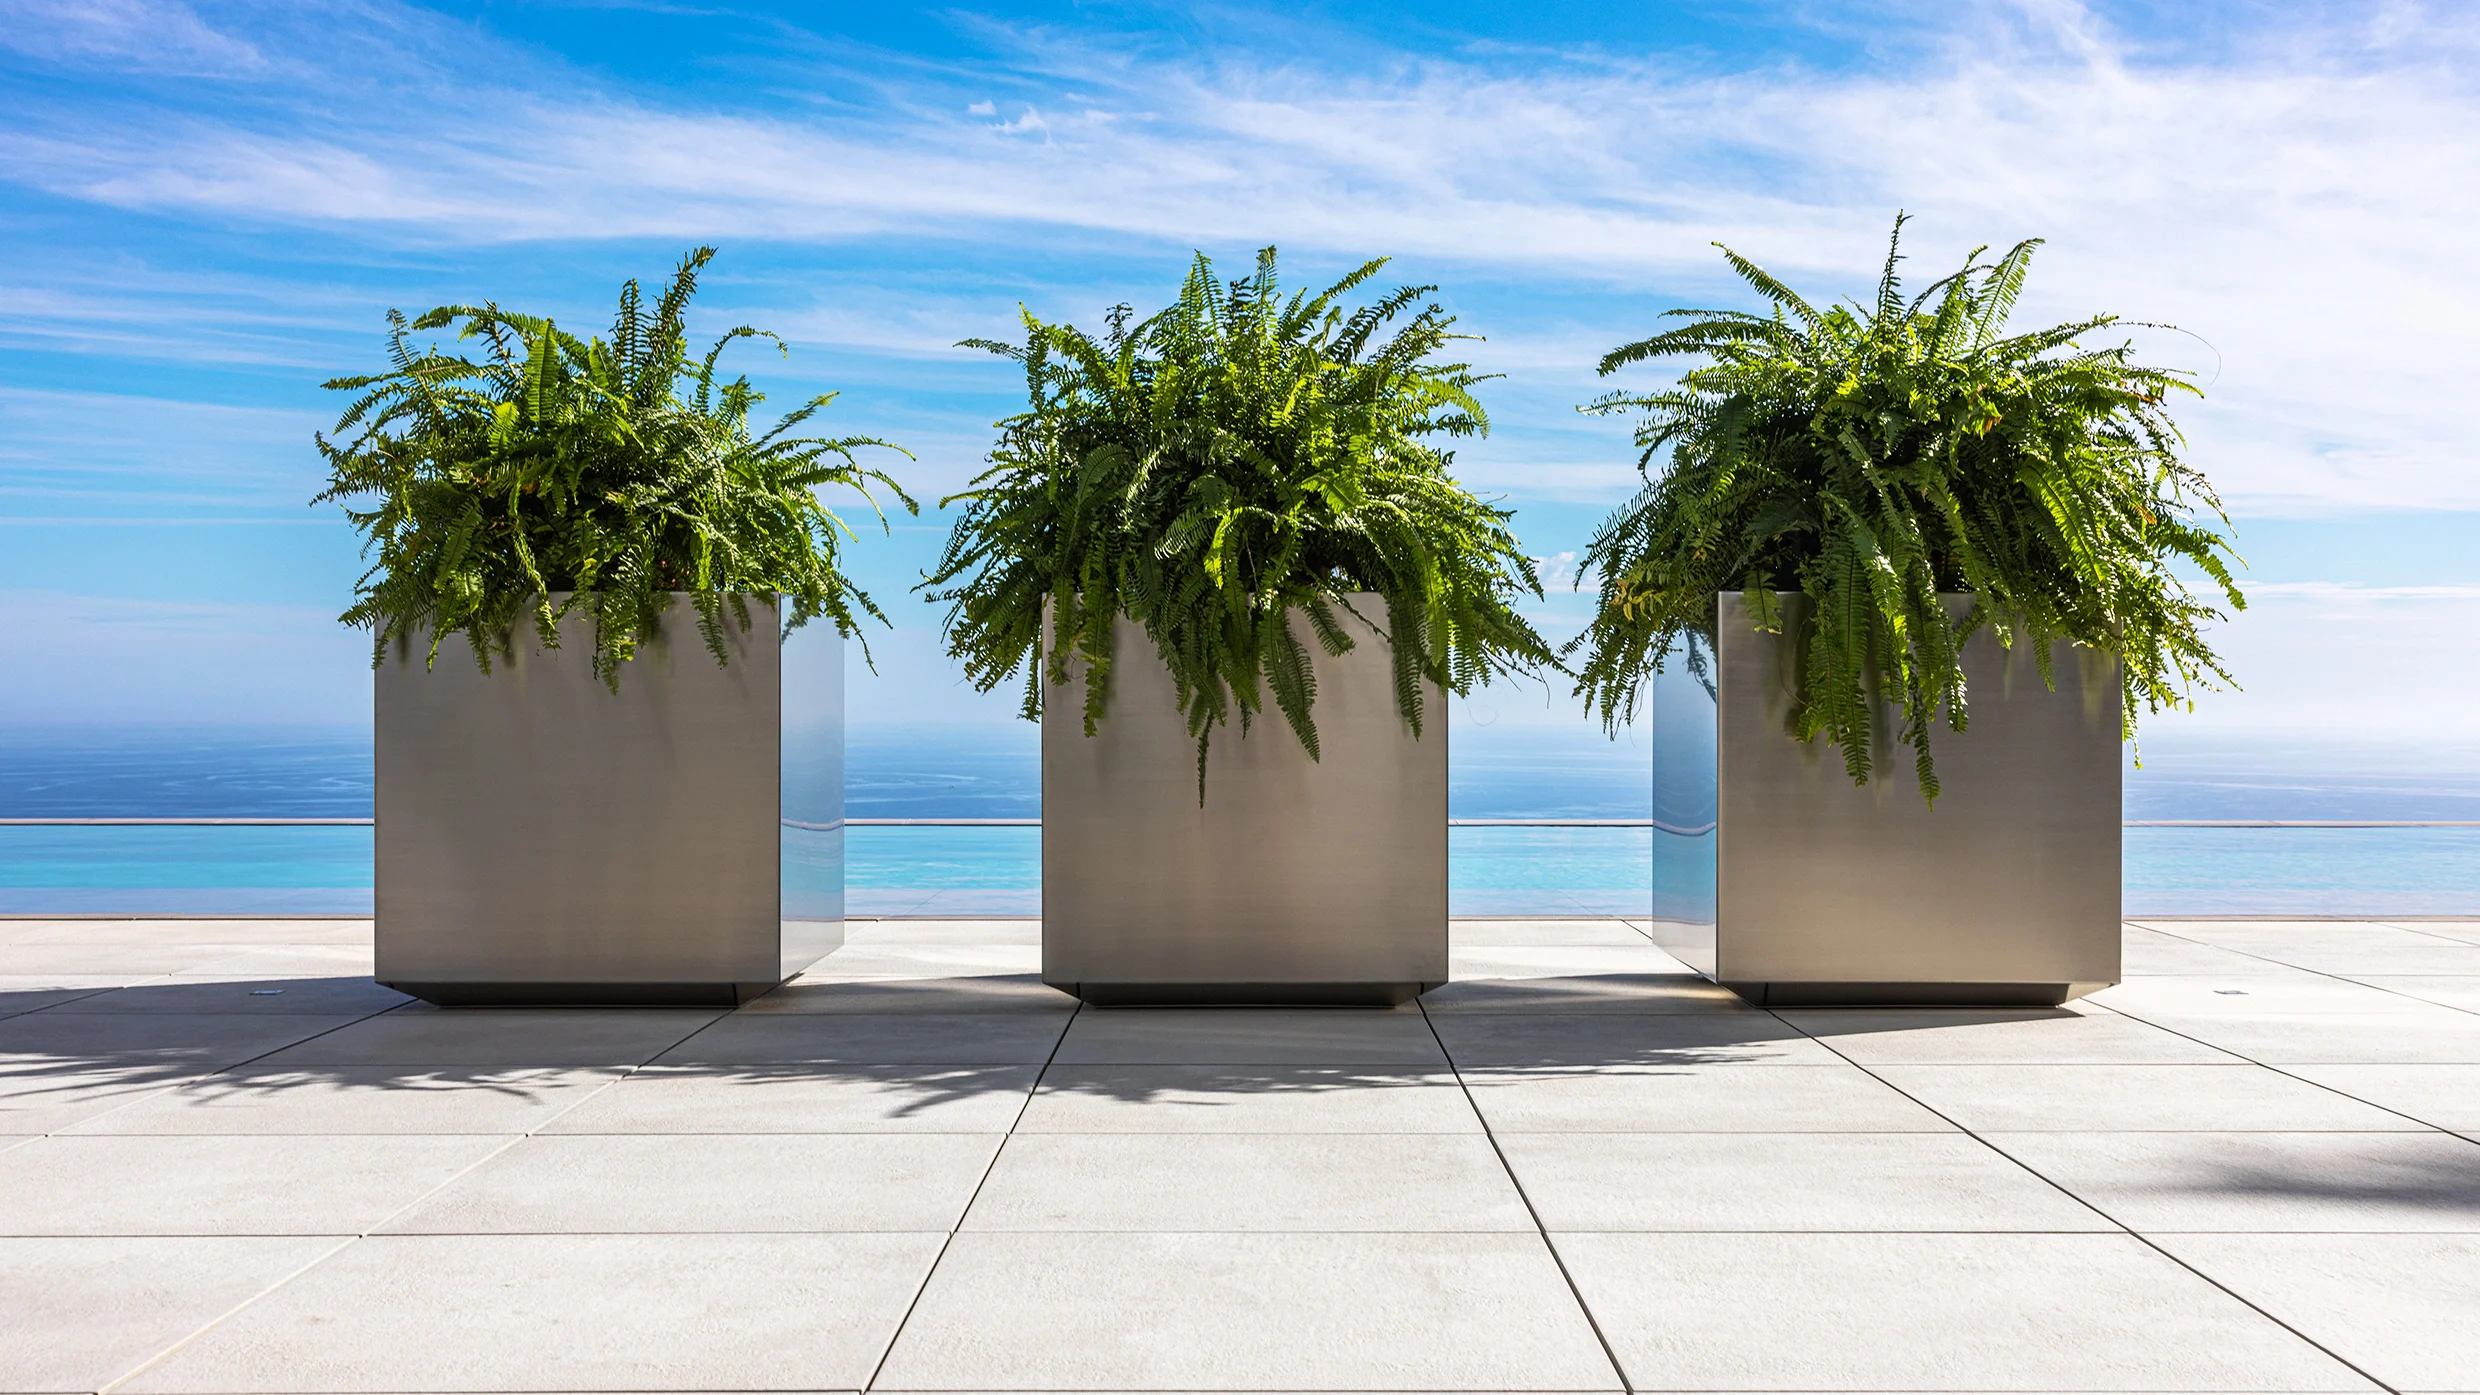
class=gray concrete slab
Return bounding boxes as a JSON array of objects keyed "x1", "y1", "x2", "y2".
[
  {"x1": 652, "y1": 1012, "x2": 1069, "y2": 1065},
  {"x1": 1867, "y1": 1063, "x2": 2425, "y2": 1132},
  {"x1": 1777, "y1": 1005, "x2": 2245, "y2": 1064},
  {"x1": 1556, "y1": 1231, "x2": 2377, "y2": 1392},
  {"x1": 56, "y1": 1066, "x2": 624, "y2": 1135},
  {"x1": 540, "y1": 1063, "x2": 1041, "y2": 1133},
  {"x1": 383, "y1": 1133, "x2": 1003, "y2": 1233},
  {"x1": 2329, "y1": 974, "x2": 2480, "y2": 1013},
  {"x1": 1988, "y1": 1130, "x2": 2480, "y2": 1231},
  {"x1": 0, "y1": 976, "x2": 125, "y2": 1017},
  {"x1": 1021, "y1": 1065, "x2": 1479, "y2": 1133},
  {"x1": 800, "y1": 944, "x2": 1042, "y2": 978},
  {"x1": 1460, "y1": 1062, "x2": 1950, "y2": 1132},
  {"x1": 120, "y1": 1232, "x2": 945, "y2": 1393},
  {"x1": 0, "y1": 1064, "x2": 200, "y2": 1133},
  {"x1": 0, "y1": 1011, "x2": 368, "y2": 1069},
  {"x1": 262, "y1": 1007, "x2": 724, "y2": 1067},
  {"x1": 2284, "y1": 1064, "x2": 2480, "y2": 1131},
  {"x1": 743, "y1": 974, "x2": 1075, "y2": 1013},
  {"x1": 2104, "y1": 1012, "x2": 2480, "y2": 1064},
  {"x1": 1052, "y1": 1008, "x2": 1447, "y2": 1066},
  {"x1": 1420, "y1": 975, "x2": 1750, "y2": 1013},
  {"x1": 872, "y1": 1231, "x2": 1623, "y2": 1391},
  {"x1": 2154, "y1": 1232, "x2": 2480, "y2": 1393},
  {"x1": 1499, "y1": 1131, "x2": 2112, "y2": 1231},
  {"x1": 1429, "y1": 1012, "x2": 1843, "y2": 1068},
  {"x1": 0, "y1": 1133, "x2": 505, "y2": 1235},
  {"x1": 1446, "y1": 918, "x2": 1664, "y2": 948},
  {"x1": 46, "y1": 975, "x2": 414, "y2": 1015},
  {"x1": 0, "y1": 1235, "x2": 349, "y2": 1393},
  {"x1": 963, "y1": 1133, "x2": 1532, "y2": 1231}
]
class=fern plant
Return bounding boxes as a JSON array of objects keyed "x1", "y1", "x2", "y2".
[
  {"x1": 925, "y1": 247, "x2": 1555, "y2": 789},
  {"x1": 315, "y1": 247, "x2": 915, "y2": 686},
  {"x1": 1570, "y1": 217, "x2": 2244, "y2": 802}
]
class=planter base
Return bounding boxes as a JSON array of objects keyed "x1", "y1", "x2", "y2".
[
  {"x1": 1722, "y1": 980, "x2": 2112, "y2": 1009},
  {"x1": 389, "y1": 980, "x2": 783, "y2": 1008},
  {"x1": 1059, "y1": 980, "x2": 1439, "y2": 1008}
]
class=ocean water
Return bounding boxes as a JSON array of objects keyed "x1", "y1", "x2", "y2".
[{"x1": 2, "y1": 722, "x2": 2475, "y2": 916}]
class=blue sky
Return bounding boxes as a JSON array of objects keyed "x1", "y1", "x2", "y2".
[{"x1": 2, "y1": 0, "x2": 2476, "y2": 761}]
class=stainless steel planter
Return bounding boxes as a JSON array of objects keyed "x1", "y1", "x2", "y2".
[
  {"x1": 1041, "y1": 596, "x2": 1448, "y2": 1005},
  {"x1": 375, "y1": 594, "x2": 842, "y2": 1006},
  {"x1": 1650, "y1": 592, "x2": 2121, "y2": 1006}
]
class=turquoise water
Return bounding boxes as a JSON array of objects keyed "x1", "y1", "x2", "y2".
[{"x1": 4, "y1": 823, "x2": 2474, "y2": 917}]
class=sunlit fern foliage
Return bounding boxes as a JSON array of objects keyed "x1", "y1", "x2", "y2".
[
  {"x1": 314, "y1": 247, "x2": 916, "y2": 688},
  {"x1": 925, "y1": 247, "x2": 1555, "y2": 790},
  {"x1": 1570, "y1": 217, "x2": 2244, "y2": 803}
]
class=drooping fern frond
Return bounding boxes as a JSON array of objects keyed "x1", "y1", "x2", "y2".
[
  {"x1": 313, "y1": 247, "x2": 918, "y2": 687},
  {"x1": 925, "y1": 247, "x2": 1555, "y2": 792},
  {"x1": 1570, "y1": 215, "x2": 2245, "y2": 802}
]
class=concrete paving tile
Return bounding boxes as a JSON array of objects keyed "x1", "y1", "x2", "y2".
[
  {"x1": 10, "y1": 919, "x2": 372, "y2": 948},
  {"x1": 1557, "y1": 1231, "x2": 2376, "y2": 1392},
  {"x1": 872, "y1": 1231, "x2": 1622, "y2": 1391},
  {"x1": 2089, "y1": 976, "x2": 2442, "y2": 1018},
  {"x1": 843, "y1": 918, "x2": 1044, "y2": 946},
  {"x1": 745, "y1": 974, "x2": 1075, "y2": 1013},
  {"x1": 0, "y1": 975, "x2": 125, "y2": 1017},
  {"x1": 0, "y1": 945, "x2": 236, "y2": 975},
  {"x1": 2138, "y1": 926, "x2": 2480, "y2": 976},
  {"x1": 2285, "y1": 1064, "x2": 2480, "y2": 1131},
  {"x1": 2391, "y1": 919, "x2": 2480, "y2": 944},
  {"x1": 181, "y1": 945, "x2": 381, "y2": 979},
  {"x1": 1421, "y1": 975, "x2": 1750, "y2": 1013},
  {"x1": 2337, "y1": 975, "x2": 2480, "y2": 1014},
  {"x1": 1499, "y1": 1131, "x2": 2109, "y2": 1232},
  {"x1": 542, "y1": 1064, "x2": 1039, "y2": 1133},
  {"x1": 0, "y1": 1065, "x2": 201, "y2": 1133},
  {"x1": 1987, "y1": 1130, "x2": 2480, "y2": 1231},
  {"x1": 57, "y1": 1067, "x2": 624, "y2": 1135},
  {"x1": 653, "y1": 1012, "x2": 1068, "y2": 1065},
  {"x1": 798, "y1": 944, "x2": 1042, "y2": 978},
  {"x1": 1052, "y1": 1008, "x2": 1449, "y2": 1066},
  {"x1": 385, "y1": 1132, "x2": 1002, "y2": 1233},
  {"x1": 1447, "y1": 919, "x2": 1661, "y2": 948},
  {"x1": 1429, "y1": 1013, "x2": 1842, "y2": 1068},
  {"x1": 0, "y1": 1235, "x2": 349, "y2": 1393},
  {"x1": 1460, "y1": 1063, "x2": 1950, "y2": 1132},
  {"x1": 1777, "y1": 1005, "x2": 2244, "y2": 1064},
  {"x1": 0, "y1": 1011, "x2": 367, "y2": 1069},
  {"x1": 47, "y1": 975, "x2": 414, "y2": 1016},
  {"x1": 120, "y1": 1232, "x2": 945, "y2": 1393},
  {"x1": 1449, "y1": 946, "x2": 1701, "y2": 980},
  {"x1": 1869, "y1": 1064, "x2": 2425, "y2": 1132},
  {"x1": 2105, "y1": 1012, "x2": 2480, "y2": 1064},
  {"x1": 2154, "y1": 1232, "x2": 2480, "y2": 1394},
  {"x1": 1020, "y1": 1065, "x2": 1480, "y2": 1133},
  {"x1": 2121, "y1": 928, "x2": 2328, "y2": 978},
  {"x1": 261, "y1": 1007, "x2": 723, "y2": 1067},
  {"x1": 963, "y1": 1133, "x2": 1530, "y2": 1232},
  {"x1": 0, "y1": 1134, "x2": 506, "y2": 1235}
]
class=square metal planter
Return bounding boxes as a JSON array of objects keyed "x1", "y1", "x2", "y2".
[
  {"x1": 1649, "y1": 591, "x2": 2121, "y2": 1006},
  {"x1": 1041, "y1": 595, "x2": 1448, "y2": 1005},
  {"x1": 375, "y1": 593, "x2": 843, "y2": 1006}
]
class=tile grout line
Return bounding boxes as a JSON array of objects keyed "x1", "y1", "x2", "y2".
[
  {"x1": 862, "y1": 997, "x2": 1082, "y2": 1394},
  {"x1": 91, "y1": 1006, "x2": 722, "y2": 1395},
  {"x1": 1766, "y1": 1005, "x2": 2409, "y2": 1395},
  {"x1": 1416, "y1": 995, "x2": 1636, "y2": 1395}
]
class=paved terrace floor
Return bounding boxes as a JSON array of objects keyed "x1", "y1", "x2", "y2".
[{"x1": 4, "y1": 916, "x2": 2480, "y2": 1394}]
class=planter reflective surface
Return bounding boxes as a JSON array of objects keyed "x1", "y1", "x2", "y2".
[
  {"x1": 1651, "y1": 592, "x2": 2121, "y2": 1006},
  {"x1": 375, "y1": 594, "x2": 841, "y2": 1006},
  {"x1": 1041, "y1": 596, "x2": 1448, "y2": 1005}
]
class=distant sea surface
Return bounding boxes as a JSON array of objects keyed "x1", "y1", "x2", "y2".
[{"x1": 3, "y1": 722, "x2": 2475, "y2": 916}]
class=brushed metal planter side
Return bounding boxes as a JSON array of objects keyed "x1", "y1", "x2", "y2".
[
  {"x1": 1040, "y1": 596, "x2": 1449, "y2": 1005},
  {"x1": 1687, "y1": 592, "x2": 2120, "y2": 1007},
  {"x1": 375, "y1": 594, "x2": 791, "y2": 1006}
]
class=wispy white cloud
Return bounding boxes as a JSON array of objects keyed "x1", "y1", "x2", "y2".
[
  {"x1": 0, "y1": 0, "x2": 266, "y2": 76},
  {"x1": 2, "y1": 2, "x2": 2476, "y2": 517}
]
